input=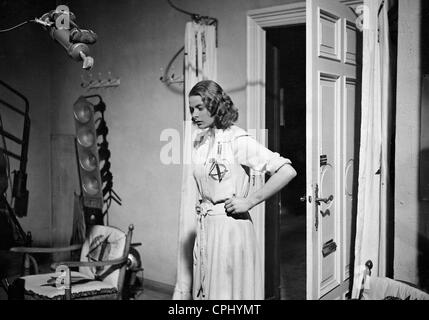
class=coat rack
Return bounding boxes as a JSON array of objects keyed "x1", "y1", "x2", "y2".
[
  {"x1": 81, "y1": 72, "x2": 121, "y2": 91},
  {"x1": 159, "y1": 66, "x2": 184, "y2": 86},
  {"x1": 167, "y1": 0, "x2": 218, "y2": 35},
  {"x1": 160, "y1": 0, "x2": 218, "y2": 87}
]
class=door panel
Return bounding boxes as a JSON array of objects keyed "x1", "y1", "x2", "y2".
[
  {"x1": 319, "y1": 73, "x2": 341, "y2": 296},
  {"x1": 319, "y1": 11, "x2": 342, "y2": 61},
  {"x1": 345, "y1": 22, "x2": 358, "y2": 65},
  {"x1": 307, "y1": 0, "x2": 360, "y2": 300},
  {"x1": 344, "y1": 78, "x2": 357, "y2": 280}
]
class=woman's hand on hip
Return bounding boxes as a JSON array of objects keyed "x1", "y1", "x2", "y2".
[
  {"x1": 195, "y1": 203, "x2": 202, "y2": 215},
  {"x1": 224, "y1": 196, "x2": 253, "y2": 215}
]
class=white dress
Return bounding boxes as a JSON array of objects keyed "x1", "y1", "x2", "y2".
[{"x1": 191, "y1": 125, "x2": 291, "y2": 300}]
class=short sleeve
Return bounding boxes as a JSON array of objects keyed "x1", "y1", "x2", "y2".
[{"x1": 232, "y1": 135, "x2": 292, "y2": 175}]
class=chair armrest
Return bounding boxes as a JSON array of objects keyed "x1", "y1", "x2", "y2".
[
  {"x1": 52, "y1": 256, "x2": 128, "y2": 269},
  {"x1": 10, "y1": 244, "x2": 83, "y2": 254}
]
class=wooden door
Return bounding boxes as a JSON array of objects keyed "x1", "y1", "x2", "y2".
[{"x1": 306, "y1": 0, "x2": 361, "y2": 300}]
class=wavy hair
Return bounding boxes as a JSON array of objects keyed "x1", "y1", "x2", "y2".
[{"x1": 189, "y1": 80, "x2": 239, "y2": 129}]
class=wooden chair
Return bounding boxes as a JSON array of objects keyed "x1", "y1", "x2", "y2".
[{"x1": 8, "y1": 224, "x2": 134, "y2": 300}]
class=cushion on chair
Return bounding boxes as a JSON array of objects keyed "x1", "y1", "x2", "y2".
[
  {"x1": 79, "y1": 225, "x2": 126, "y2": 288},
  {"x1": 20, "y1": 271, "x2": 118, "y2": 300}
]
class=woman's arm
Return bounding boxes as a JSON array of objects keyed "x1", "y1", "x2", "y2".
[{"x1": 224, "y1": 164, "x2": 297, "y2": 215}]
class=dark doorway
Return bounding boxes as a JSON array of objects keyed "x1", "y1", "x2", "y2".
[{"x1": 265, "y1": 25, "x2": 306, "y2": 300}]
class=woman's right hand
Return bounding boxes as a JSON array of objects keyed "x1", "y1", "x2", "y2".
[{"x1": 195, "y1": 203, "x2": 202, "y2": 215}]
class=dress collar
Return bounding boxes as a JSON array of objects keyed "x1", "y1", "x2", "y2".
[{"x1": 193, "y1": 127, "x2": 233, "y2": 148}]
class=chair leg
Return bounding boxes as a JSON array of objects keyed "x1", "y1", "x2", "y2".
[
  {"x1": 22, "y1": 254, "x2": 31, "y2": 276},
  {"x1": 7, "y1": 278, "x2": 25, "y2": 300},
  {"x1": 21, "y1": 254, "x2": 39, "y2": 275},
  {"x1": 1, "y1": 278, "x2": 10, "y2": 293}
]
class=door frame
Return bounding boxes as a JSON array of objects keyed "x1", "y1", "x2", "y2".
[{"x1": 246, "y1": 0, "x2": 362, "y2": 300}]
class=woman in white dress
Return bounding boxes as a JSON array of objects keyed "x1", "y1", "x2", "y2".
[{"x1": 189, "y1": 80, "x2": 297, "y2": 300}]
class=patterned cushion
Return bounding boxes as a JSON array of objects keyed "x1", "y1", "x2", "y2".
[
  {"x1": 79, "y1": 225, "x2": 126, "y2": 288},
  {"x1": 21, "y1": 271, "x2": 118, "y2": 300}
]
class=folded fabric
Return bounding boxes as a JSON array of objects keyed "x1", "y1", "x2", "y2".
[
  {"x1": 362, "y1": 276, "x2": 429, "y2": 300},
  {"x1": 41, "y1": 275, "x2": 95, "y2": 287}
]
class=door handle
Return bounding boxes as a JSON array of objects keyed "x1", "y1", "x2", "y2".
[
  {"x1": 313, "y1": 185, "x2": 334, "y2": 231},
  {"x1": 315, "y1": 195, "x2": 334, "y2": 206},
  {"x1": 314, "y1": 185, "x2": 319, "y2": 231},
  {"x1": 300, "y1": 196, "x2": 312, "y2": 203}
]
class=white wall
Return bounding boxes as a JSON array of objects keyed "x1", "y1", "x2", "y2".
[
  {"x1": 48, "y1": 0, "x2": 301, "y2": 286},
  {"x1": 395, "y1": 0, "x2": 429, "y2": 289}
]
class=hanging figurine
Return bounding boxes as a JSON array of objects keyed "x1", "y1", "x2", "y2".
[{"x1": 36, "y1": 5, "x2": 98, "y2": 70}]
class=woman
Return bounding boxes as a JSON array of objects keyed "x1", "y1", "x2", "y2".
[{"x1": 189, "y1": 80, "x2": 296, "y2": 300}]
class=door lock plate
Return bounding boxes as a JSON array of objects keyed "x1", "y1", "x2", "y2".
[{"x1": 322, "y1": 239, "x2": 337, "y2": 257}]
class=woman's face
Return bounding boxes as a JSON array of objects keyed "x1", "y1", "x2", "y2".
[{"x1": 189, "y1": 95, "x2": 215, "y2": 129}]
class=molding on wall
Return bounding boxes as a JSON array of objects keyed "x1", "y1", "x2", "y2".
[
  {"x1": 248, "y1": 2, "x2": 306, "y2": 28},
  {"x1": 339, "y1": 0, "x2": 364, "y2": 10}
]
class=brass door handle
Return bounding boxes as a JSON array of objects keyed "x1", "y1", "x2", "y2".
[{"x1": 315, "y1": 195, "x2": 334, "y2": 206}]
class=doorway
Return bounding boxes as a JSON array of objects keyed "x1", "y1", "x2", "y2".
[
  {"x1": 247, "y1": 0, "x2": 363, "y2": 300},
  {"x1": 265, "y1": 25, "x2": 306, "y2": 300}
]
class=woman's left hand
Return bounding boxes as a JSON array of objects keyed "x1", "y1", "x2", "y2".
[{"x1": 224, "y1": 196, "x2": 253, "y2": 215}]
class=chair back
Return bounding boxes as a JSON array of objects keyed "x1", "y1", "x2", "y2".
[{"x1": 79, "y1": 225, "x2": 133, "y2": 290}]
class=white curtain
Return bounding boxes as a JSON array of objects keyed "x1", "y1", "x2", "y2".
[
  {"x1": 352, "y1": 0, "x2": 393, "y2": 299},
  {"x1": 172, "y1": 21, "x2": 217, "y2": 300}
]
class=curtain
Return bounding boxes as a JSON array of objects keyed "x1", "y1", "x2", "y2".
[
  {"x1": 172, "y1": 21, "x2": 217, "y2": 300},
  {"x1": 352, "y1": 0, "x2": 393, "y2": 299}
]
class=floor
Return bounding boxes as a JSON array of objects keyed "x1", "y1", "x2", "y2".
[
  {"x1": 134, "y1": 284, "x2": 171, "y2": 300},
  {"x1": 279, "y1": 210, "x2": 306, "y2": 300}
]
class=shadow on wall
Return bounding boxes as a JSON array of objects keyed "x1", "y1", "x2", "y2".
[
  {"x1": 161, "y1": 62, "x2": 266, "y2": 98},
  {"x1": 349, "y1": 25, "x2": 363, "y2": 291},
  {"x1": 418, "y1": 230, "x2": 429, "y2": 292},
  {"x1": 160, "y1": 46, "x2": 260, "y2": 96},
  {"x1": 419, "y1": 0, "x2": 429, "y2": 293},
  {"x1": 418, "y1": 149, "x2": 429, "y2": 292},
  {"x1": 160, "y1": 43, "x2": 265, "y2": 97},
  {"x1": 386, "y1": 0, "x2": 398, "y2": 280}
]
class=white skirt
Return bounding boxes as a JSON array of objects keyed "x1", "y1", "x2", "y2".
[{"x1": 192, "y1": 210, "x2": 263, "y2": 300}]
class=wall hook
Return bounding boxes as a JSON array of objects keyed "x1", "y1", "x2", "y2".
[
  {"x1": 160, "y1": 67, "x2": 184, "y2": 86},
  {"x1": 81, "y1": 71, "x2": 121, "y2": 91}
]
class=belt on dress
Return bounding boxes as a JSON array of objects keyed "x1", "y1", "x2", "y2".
[{"x1": 195, "y1": 201, "x2": 227, "y2": 299}]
